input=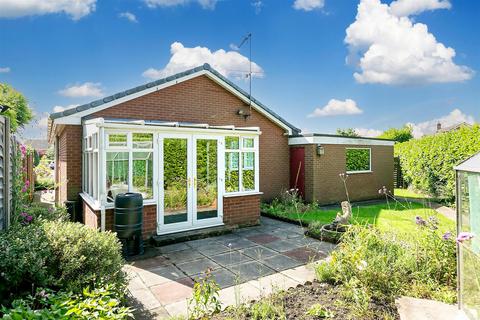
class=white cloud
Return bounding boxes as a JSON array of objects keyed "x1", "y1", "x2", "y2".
[
  {"x1": 119, "y1": 11, "x2": 137, "y2": 23},
  {"x1": 144, "y1": 0, "x2": 217, "y2": 9},
  {"x1": 308, "y1": 98, "x2": 363, "y2": 117},
  {"x1": 0, "y1": 67, "x2": 10, "y2": 73},
  {"x1": 293, "y1": 0, "x2": 324, "y2": 11},
  {"x1": 58, "y1": 82, "x2": 104, "y2": 98},
  {"x1": 408, "y1": 108, "x2": 475, "y2": 138},
  {"x1": 354, "y1": 128, "x2": 382, "y2": 137},
  {"x1": 0, "y1": 0, "x2": 96, "y2": 20},
  {"x1": 142, "y1": 42, "x2": 264, "y2": 80},
  {"x1": 390, "y1": 0, "x2": 451, "y2": 16},
  {"x1": 52, "y1": 104, "x2": 78, "y2": 113},
  {"x1": 252, "y1": 1, "x2": 263, "y2": 14},
  {"x1": 345, "y1": 0, "x2": 473, "y2": 85}
]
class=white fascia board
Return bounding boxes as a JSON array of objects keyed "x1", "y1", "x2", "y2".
[
  {"x1": 204, "y1": 72, "x2": 293, "y2": 135},
  {"x1": 52, "y1": 69, "x2": 293, "y2": 135},
  {"x1": 288, "y1": 136, "x2": 395, "y2": 146}
]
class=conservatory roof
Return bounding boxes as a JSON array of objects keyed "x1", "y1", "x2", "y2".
[
  {"x1": 455, "y1": 152, "x2": 480, "y2": 173},
  {"x1": 84, "y1": 117, "x2": 261, "y2": 133}
]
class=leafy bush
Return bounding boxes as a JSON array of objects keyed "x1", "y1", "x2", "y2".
[
  {"x1": 395, "y1": 124, "x2": 480, "y2": 201},
  {"x1": 316, "y1": 224, "x2": 457, "y2": 305},
  {"x1": 0, "y1": 221, "x2": 126, "y2": 303},
  {"x1": 0, "y1": 223, "x2": 53, "y2": 302},
  {"x1": 12, "y1": 204, "x2": 69, "y2": 226},
  {"x1": 42, "y1": 221, "x2": 126, "y2": 292},
  {"x1": 378, "y1": 125, "x2": 413, "y2": 142},
  {"x1": 1, "y1": 286, "x2": 133, "y2": 319}
]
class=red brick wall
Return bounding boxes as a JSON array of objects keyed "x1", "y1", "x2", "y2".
[
  {"x1": 56, "y1": 125, "x2": 82, "y2": 205},
  {"x1": 223, "y1": 194, "x2": 260, "y2": 227},
  {"x1": 89, "y1": 75, "x2": 290, "y2": 201},
  {"x1": 81, "y1": 194, "x2": 260, "y2": 239},
  {"x1": 301, "y1": 144, "x2": 394, "y2": 205}
]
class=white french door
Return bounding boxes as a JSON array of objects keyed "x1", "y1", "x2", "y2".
[{"x1": 156, "y1": 134, "x2": 223, "y2": 235}]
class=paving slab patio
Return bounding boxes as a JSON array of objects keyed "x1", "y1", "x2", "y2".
[{"x1": 127, "y1": 216, "x2": 336, "y2": 319}]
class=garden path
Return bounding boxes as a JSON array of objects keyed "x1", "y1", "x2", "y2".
[{"x1": 125, "y1": 217, "x2": 335, "y2": 319}]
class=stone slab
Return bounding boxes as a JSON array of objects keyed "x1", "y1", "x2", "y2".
[{"x1": 395, "y1": 297, "x2": 467, "y2": 320}]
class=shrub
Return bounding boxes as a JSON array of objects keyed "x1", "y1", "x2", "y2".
[
  {"x1": 0, "y1": 223, "x2": 53, "y2": 302},
  {"x1": 316, "y1": 224, "x2": 457, "y2": 304},
  {"x1": 42, "y1": 221, "x2": 126, "y2": 292},
  {"x1": 1, "y1": 286, "x2": 133, "y2": 319},
  {"x1": 0, "y1": 221, "x2": 126, "y2": 303},
  {"x1": 12, "y1": 204, "x2": 69, "y2": 226},
  {"x1": 395, "y1": 124, "x2": 480, "y2": 200}
]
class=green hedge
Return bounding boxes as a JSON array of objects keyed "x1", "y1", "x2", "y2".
[{"x1": 395, "y1": 124, "x2": 480, "y2": 200}]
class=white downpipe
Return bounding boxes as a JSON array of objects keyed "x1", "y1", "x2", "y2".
[{"x1": 100, "y1": 204, "x2": 106, "y2": 232}]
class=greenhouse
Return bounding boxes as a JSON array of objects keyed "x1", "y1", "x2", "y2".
[{"x1": 455, "y1": 152, "x2": 480, "y2": 320}]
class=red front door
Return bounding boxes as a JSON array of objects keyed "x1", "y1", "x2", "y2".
[{"x1": 290, "y1": 147, "x2": 305, "y2": 199}]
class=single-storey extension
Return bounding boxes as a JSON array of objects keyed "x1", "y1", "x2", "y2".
[{"x1": 48, "y1": 64, "x2": 394, "y2": 239}]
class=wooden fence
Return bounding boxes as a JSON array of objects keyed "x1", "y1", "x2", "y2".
[
  {"x1": 394, "y1": 156, "x2": 407, "y2": 188},
  {"x1": 0, "y1": 115, "x2": 33, "y2": 231},
  {"x1": 0, "y1": 116, "x2": 12, "y2": 231}
]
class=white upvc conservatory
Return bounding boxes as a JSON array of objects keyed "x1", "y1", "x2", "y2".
[{"x1": 82, "y1": 117, "x2": 261, "y2": 235}]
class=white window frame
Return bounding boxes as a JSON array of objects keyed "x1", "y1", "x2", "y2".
[
  {"x1": 104, "y1": 131, "x2": 156, "y2": 205},
  {"x1": 82, "y1": 131, "x2": 100, "y2": 206},
  {"x1": 224, "y1": 135, "x2": 259, "y2": 195},
  {"x1": 345, "y1": 147, "x2": 372, "y2": 174}
]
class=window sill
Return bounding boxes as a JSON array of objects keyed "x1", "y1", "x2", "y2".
[
  {"x1": 346, "y1": 170, "x2": 373, "y2": 175},
  {"x1": 223, "y1": 191, "x2": 263, "y2": 198},
  {"x1": 80, "y1": 193, "x2": 156, "y2": 211}
]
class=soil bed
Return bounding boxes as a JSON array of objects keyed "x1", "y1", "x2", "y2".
[{"x1": 212, "y1": 281, "x2": 399, "y2": 320}]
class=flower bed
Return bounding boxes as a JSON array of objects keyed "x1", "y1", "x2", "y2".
[{"x1": 0, "y1": 144, "x2": 132, "y2": 319}]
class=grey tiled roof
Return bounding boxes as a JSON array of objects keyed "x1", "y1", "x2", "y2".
[{"x1": 50, "y1": 63, "x2": 300, "y2": 134}]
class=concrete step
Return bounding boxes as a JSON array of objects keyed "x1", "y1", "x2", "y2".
[{"x1": 150, "y1": 225, "x2": 236, "y2": 247}]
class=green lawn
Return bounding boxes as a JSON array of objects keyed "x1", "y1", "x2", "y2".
[
  {"x1": 394, "y1": 188, "x2": 431, "y2": 199},
  {"x1": 262, "y1": 201, "x2": 454, "y2": 235}
]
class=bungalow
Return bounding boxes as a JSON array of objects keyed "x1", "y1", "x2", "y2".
[{"x1": 48, "y1": 64, "x2": 394, "y2": 239}]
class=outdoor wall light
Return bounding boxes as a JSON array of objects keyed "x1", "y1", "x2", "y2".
[
  {"x1": 0, "y1": 104, "x2": 10, "y2": 113},
  {"x1": 316, "y1": 144, "x2": 325, "y2": 156},
  {"x1": 237, "y1": 108, "x2": 251, "y2": 120}
]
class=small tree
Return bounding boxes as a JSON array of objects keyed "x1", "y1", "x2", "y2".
[
  {"x1": 336, "y1": 128, "x2": 359, "y2": 137},
  {"x1": 378, "y1": 125, "x2": 413, "y2": 143},
  {"x1": 0, "y1": 83, "x2": 33, "y2": 132}
]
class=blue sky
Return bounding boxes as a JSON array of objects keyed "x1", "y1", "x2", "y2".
[{"x1": 0, "y1": 0, "x2": 478, "y2": 139}]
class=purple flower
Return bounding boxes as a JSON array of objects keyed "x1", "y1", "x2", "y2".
[
  {"x1": 20, "y1": 144, "x2": 27, "y2": 157},
  {"x1": 25, "y1": 215, "x2": 33, "y2": 222},
  {"x1": 20, "y1": 212, "x2": 27, "y2": 217},
  {"x1": 457, "y1": 232, "x2": 474, "y2": 243},
  {"x1": 415, "y1": 216, "x2": 426, "y2": 226},
  {"x1": 442, "y1": 231, "x2": 452, "y2": 241}
]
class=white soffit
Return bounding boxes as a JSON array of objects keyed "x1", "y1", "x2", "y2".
[{"x1": 288, "y1": 136, "x2": 395, "y2": 146}]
